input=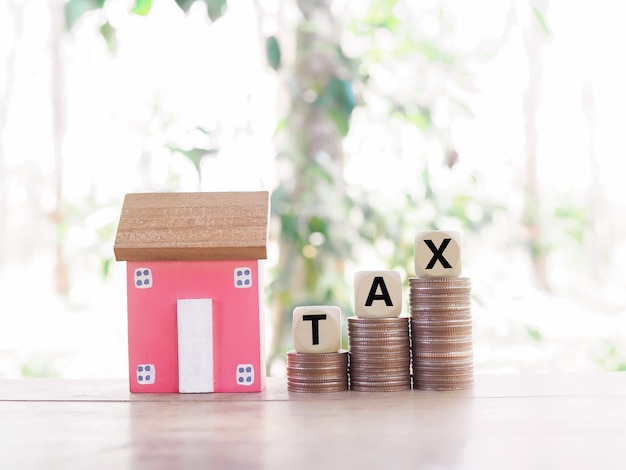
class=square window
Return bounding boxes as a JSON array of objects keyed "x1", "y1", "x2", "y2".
[
  {"x1": 137, "y1": 364, "x2": 156, "y2": 384},
  {"x1": 236, "y1": 364, "x2": 254, "y2": 386},
  {"x1": 135, "y1": 268, "x2": 153, "y2": 289},
  {"x1": 234, "y1": 267, "x2": 252, "y2": 289}
]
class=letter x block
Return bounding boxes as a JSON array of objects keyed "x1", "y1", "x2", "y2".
[
  {"x1": 354, "y1": 270, "x2": 402, "y2": 318},
  {"x1": 414, "y1": 230, "x2": 462, "y2": 277},
  {"x1": 292, "y1": 306, "x2": 341, "y2": 353}
]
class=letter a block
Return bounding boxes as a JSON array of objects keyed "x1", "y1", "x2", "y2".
[
  {"x1": 292, "y1": 306, "x2": 341, "y2": 353},
  {"x1": 354, "y1": 270, "x2": 402, "y2": 318},
  {"x1": 415, "y1": 230, "x2": 462, "y2": 277}
]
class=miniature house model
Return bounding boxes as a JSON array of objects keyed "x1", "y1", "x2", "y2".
[{"x1": 114, "y1": 191, "x2": 269, "y2": 393}]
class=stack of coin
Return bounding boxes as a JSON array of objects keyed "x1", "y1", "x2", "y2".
[
  {"x1": 348, "y1": 317, "x2": 412, "y2": 391},
  {"x1": 286, "y1": 350, "x2": 349, "y2": 392},
  {"x1": 409, "y1": 277, "x2": 474, "y2": 390}
]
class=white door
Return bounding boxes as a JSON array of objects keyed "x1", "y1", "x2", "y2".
[{"x1": 177, "y1": 298, "x2": 214, "y2": 393}]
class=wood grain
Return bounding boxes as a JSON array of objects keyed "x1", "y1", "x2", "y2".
[
  {"x1": 1, "y1": 374, "x2": 625, "y2": 469},
  {"x1": 114, "y1": 191, "x2": 269, "y2": 261}
]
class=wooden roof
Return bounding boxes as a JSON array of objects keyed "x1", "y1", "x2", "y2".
[{"x1": 114, "y1": 191, "x2": 269, "y2": 261}]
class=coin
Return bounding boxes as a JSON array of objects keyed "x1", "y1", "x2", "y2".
[
  {"x1": 414, "y1": 381, "x2": 474, "y2": 391},
  {"x1": 350, "y1": 362, "x2": 412, "y2": 371},
  {"x1": 350, "y1": 383, "x2": 411, "y2": 392},
  {"x1": 348, "y1": 317, "x2": 410, "y2": 324},
  {"x1": 350, "y1": 352, "x2": 411, "y2": 361},
  {"x1": 410, "y1": 305, "x2": 472, "y2": 313},
  {"x1": 352, "y1": 379, "x2": 412, "y2": 388},
  {"x1": 286, "y1": 374, "x2": 348, "y2": 382},
  {"x1": 411, "y1": 325, "x2": 473, "y2": 335},
  {"x1": 408, "y1": 276, "x2": 471, "y2": 284},
  {"x1": 348, "y1": 316, "x2": 412, "y2": 392},
  {"x1": 409, "y1": 289, "x2": 471, "y2": 297},
  {"x1": 415, "y1": 376, "x2": 473, "y2": 385},
  {"x1": 413, "y1": 359, "x2": 474, "y2": 369},
  {"x1": 349, "y1": 368, "x2": 412, "y2": 377},
  {"x1": 286, "y1": 350, "x2": 349, "y2": 393},
  {"x1": 409, "y1": 276, "x2": 474, "y2": 391},
  {"x1": 349, "y1": 340, "x2": 409, "y2": 346},
  {"x1": 348, "y1": 346, "x2": 411, "y2": 354},
  {"x1": 348, "y1": 335, "x2": 409, "y2": 341},
  {"x1": 348, "y1": 336, "x2": 410, "y2": 343},
  {"x1": 288, "y1": 383, "x2": 349, "y2": 393},
  {"x1": 287, "y1": 350, "x2": 349, "y2": 362},
  {"x1": 286, "y1": 369, "x2": 347, "y2": 378}
]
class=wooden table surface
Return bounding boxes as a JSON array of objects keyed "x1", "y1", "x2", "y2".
[{"x1": 1, "y1": 374, "x2": 625, "y2": 469}]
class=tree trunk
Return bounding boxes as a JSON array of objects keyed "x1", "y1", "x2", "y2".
[
  {"x1": 522, "y1": 0, "x2": 550, "y2": 292},
  {"x1": 267, "y1": 0, "x2": 345, "y2": 372},
  {"x1": 0, "y1": 1, "x2": 24, "y2": 264},
  {"x1": 581, "y1": 80, "x2": 610, "y2": 282},
  {"x1": 49, "y1": 0, "x2": 69, "y2": 295}
]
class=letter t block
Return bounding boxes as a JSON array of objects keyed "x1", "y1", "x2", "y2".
[
  {"x1": 292, "y1": 306, "x2": 341, "y2": 353},
  {"x1": 414, "y1": 230, "x2": 462, "y2": 277}
]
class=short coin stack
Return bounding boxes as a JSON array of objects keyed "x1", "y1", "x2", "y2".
[
  {"x1": 409, "y1": 276, "x2": 474, "y2": 390},
  {"x1": 287, "y1": 306, "x2": 349, "y2": 392},
  {"x1": 348, "y1": 317, "x2": 412, "y2": 392},
  {"x1": 286, "y1": 350, "x2": 349, "y2": 392}
]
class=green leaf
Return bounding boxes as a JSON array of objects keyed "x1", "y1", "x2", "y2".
[
  {"x1": 316, "y1": 77, "x2": 355, "y2": 135},
  {"x1": 174, "y1": 0, "x2": 227, "y2": 20},
  {"x1": 328, "y1": 108, "x2": 350, "y2": 136},
  {"x1": 99, "y1": 21, "x2": 117, "y2": 53},
  {"x1": 132, "y1": 0, "x2": 152, "y2": 16},
  {"x1": 364, "y1": 0, "x2": 400, "y2": 30},
  {"x1": 525, "y1": 325, "x2": 543, "y2": 343},
  {"x1": 274, "y1": 117, "x2": 288, "y2": 135},
  {"x1": 174, "y1": 0, "x2": 194, "y2": 12},
  {"x1": 332, "y1": 78, "x2": 355, "y2": 118},
  {"x1": 532, "y1": 5, "x2": 550, "y2": 36},
  {"x1": 101, "y1": 257, "x2": 112, "y2": 279},
  {"x1": 168, "y1": 146, "x2": 219, "y2": 178},
  {"x1": 307, "y1": 162, "x2": 334, "y2": 185},
  {"x1": 266, "y1": 36, "x2": 281, "y2": 71},
  {"x1": 393, "y1": 106, "x2": 433, "y2": 131},
  {"x1": 205, "y1": 0, "x2": 227, "y2": 21},
  {"x1": 64, "y1": 0, "x2": 106, "y2": 30},
  {"x1": 414, "y1": 40, "x2": 456, "y2": 65},
  {"x1": 308, "y1": 216, "x2": 327, "y2": 235}
]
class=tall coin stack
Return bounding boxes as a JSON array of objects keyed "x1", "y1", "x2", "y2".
[
  {"x1": 411, "y1": 231, "x2": 474, "y2": 391},
  {"x1": 287, "y1": 306, "x2": 349, "y2": 392},
  {"x1": 349, "y1": 271, "x2": 411, "y2": 391}
]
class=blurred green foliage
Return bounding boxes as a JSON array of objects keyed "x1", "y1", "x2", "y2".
[
  {"x1": 20, "y1": 362, "x2": 59, "y2": 378},
  {"x1": 524, "y1": 325, "x2": 543, "y2": 343},
  {"x1": 266, "y1": 36, "x2": 281, "y2": 71},
  {"x1": 531, "y1": 5, "x2": 551, "y2": 36},
  {"x1": 56, "y1": 0, "x2": 611, "y2": 375},
  {"x1": 596, "y1": 344, "x2": 626, "y2": 372},
  {"x1": 262, "y1": 0, "x2": 506, "y2": 368},
  {"x1": 65, "y1": 0, "x2": 105, "y2": 30},
  {"x1": 60, "y1": 0, "x2": 504, "y2": 371}
]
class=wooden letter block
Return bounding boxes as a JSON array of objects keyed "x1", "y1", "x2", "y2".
[
  {"x1": 354, "y1": 270, "x2": 402, "y2": 318},
  {"x1": 414, "y1": 230, "x2": 462, "y2": 277},
  {"x1": 177, "y1": 298, "x2": 214, "y2": 393},
  {"x1": 292, "y1": 306, "x2": 341, "y2": 354}
]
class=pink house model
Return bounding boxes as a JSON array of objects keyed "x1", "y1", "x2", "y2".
[{"x1": 113, "y1": 191, "x2": 269, "y2": 393}]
